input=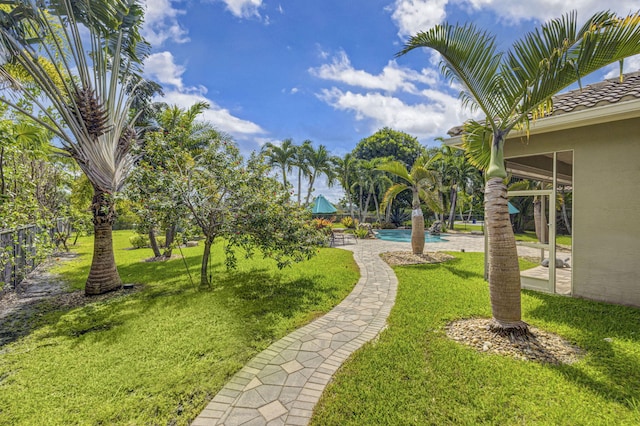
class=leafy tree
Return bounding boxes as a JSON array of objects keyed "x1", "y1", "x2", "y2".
[
  {"x1": 128, "y1": 102, "x2": 213, "y2": 259},
  {"x1": 378, "y1": 155, "x2": 442, "y2": 254},
  {"x1": 398, "y1": 10, "x2": 640, "y2": 334},
  {"x1": 171, "y1": 136, "x2": 323, "y2": 287},
  {"x1": 353, "y1": 127, "x2": 424, "y2": 167},
  {"x1": 0, "y1": 0, "x2": 153, "y2": 295}
]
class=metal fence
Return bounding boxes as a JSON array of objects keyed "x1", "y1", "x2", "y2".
[{"x1": 0, "y1": 222, "x2": 59, "y2": 292}]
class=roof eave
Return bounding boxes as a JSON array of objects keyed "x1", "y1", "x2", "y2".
[{"x1": 445, "y1": 98, "x2": 640, "y2": 148}]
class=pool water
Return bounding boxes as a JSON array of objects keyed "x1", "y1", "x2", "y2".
[{"x1": 375, "y1": 229, "x2": 448, "y2": 243}]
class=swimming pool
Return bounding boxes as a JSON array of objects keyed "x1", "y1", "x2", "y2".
[{"x1": 375, "y1": 229, "x2": 448, "y2": 243}]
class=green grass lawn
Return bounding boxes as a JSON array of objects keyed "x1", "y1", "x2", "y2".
[
  {"x1": 0, "y1": 231, "x2": 359, "y2": 425},
  {"x1": 453, "y1": 222, "x2": 484, "y2": 232},
  {"x1": 311, "y1": 253, "x2": 640, "y2": 425},
  {"x1": 515, "y1": 230, "x2": 573, "y2": 246}
]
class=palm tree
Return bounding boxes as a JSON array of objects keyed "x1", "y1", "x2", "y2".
[
  {"x1": 0, "y1": 1, "x2": 152, "y2": 295},
  {"x1": 333, "y1": 153, "x2": 357, "y2": 218},
  {"x1": 303, "y1": 144, "x2": 336, "y2": 205},
  {"x1": 378, "y1": 155, "x2": 442, "y2": 254},
  {"x1": 262, "y1": 138, "x2": 297, "y2": 189},
  {"x1": 294, "y1": 140, "x2": 312, "y2": 205},
  {"x1": 435, "y1": 146, "x2": 481, "y2": 230},
  {"x1": 398, "y1": 10, "x2": 640, "y2": 334}
]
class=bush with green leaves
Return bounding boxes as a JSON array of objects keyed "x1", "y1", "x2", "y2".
[{"x1": 340, "y1": 216, "x2": 358, "y2": 228}]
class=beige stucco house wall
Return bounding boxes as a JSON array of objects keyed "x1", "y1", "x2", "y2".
[
  {"x1": 503, "y1": 115, "x2": 640, "y2": 307},
  {"x1": 447, "y1": 72, "x2": 640, "y2": 307}
]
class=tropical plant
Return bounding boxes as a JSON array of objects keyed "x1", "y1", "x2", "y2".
[
  {"x1": 128, "y1": 102, "x2": 214, "y2": 259},
  {"x1": 262, "y1": 138, "x2": 297, "y2": 189},
  {"x1": 378, "y1": 155, "x2": 442, "y2": 254},
  {"x1": 333, "y1": 153, "x2": 357, "y2": 218},
  {"x1": 398, "y1": 10, "x2": 640, "y2": 334},
  {"x1": 303, "y1": 143, "x2": 336, "y2": 205},
  {"x1": 0, "y1": 0, "x2": 153, "y2": 295},
  {"x1": 292, "y1": 140, "x2": 311, "y2": 205},
  {"x1": 172, "y1": 137, "x2": 323, "y2": 287}
]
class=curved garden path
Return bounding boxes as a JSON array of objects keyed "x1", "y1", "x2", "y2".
[
  {"x1": 191, "y1": 233, "x2": 553, "y2": 425},
  {"x1": 191, "y1": 239, "x2": 397, "y2": 426}
]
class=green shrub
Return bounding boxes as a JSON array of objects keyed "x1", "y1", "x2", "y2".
[
  {"x1": 129, "y1": 234, "x2": 149, "y2": 249},
  {"x1": 354, "y1": 228, "x2": 369, "y2": 239},
  {"x1": 340, "y1": 217, "x2": 358, "y2": 229},
  {"x1": 156, "y1": 236, "x2": 166, "y2": 248}
]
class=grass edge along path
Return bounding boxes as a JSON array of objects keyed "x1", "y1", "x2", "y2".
[
  {"x1": 0, "y1": 231, "x2": 359, "y2": 425},
  {"x1": 311, "y1": 252, "x2": 640, "y2": 425}
]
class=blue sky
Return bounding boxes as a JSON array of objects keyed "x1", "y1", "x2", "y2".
[{"x1": 141, "y1": 0, "x2": 640, "y2": 201}]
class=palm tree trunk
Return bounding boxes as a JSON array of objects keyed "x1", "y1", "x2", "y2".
[
  {"x1": 200, "y1": 237, "x2": 213, "y2": 287},
  {"x1": 305, "y1": 172, "x2": 317, "y2": 205},
  {"x1": 485, "y1": 177, "x2": 526, "y2": 334},
  {"x1": 85, "y1": 188, "x2": 122, "y2": 295},
  {"x1": 297, "y1": 168, "x2": 303, "y2": 205},
  {"x1": 448, "y1": 185, "x2": 458, "y2": 229},
  {"x1": 411, "y1": 210, "x2": 425, "y2": 254},
  {"x1": 560, "y1": 187, "x2": 572, "y2": 235},
  {"x1": 533, "y1": 198, "x2": 548, "y2": 243}
]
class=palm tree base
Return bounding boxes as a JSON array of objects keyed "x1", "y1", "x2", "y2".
[{"x1": 488, "y1": 318, "x2": 531, "y2": 340}]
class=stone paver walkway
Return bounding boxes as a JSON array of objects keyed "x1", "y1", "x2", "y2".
[
  {"x1": 192, "y1": 234, "x2": 571, "y2": 425},
  {"x1": 191, "y1": 240, "x2": 397, "y2": 426}
]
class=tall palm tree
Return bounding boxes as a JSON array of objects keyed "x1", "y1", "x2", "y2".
[
  {"x1": 398, "y1": 10, "x2": 640, "y2": 334},
  {"x1": 294, "y1": 140, "x2": 312, "y2": 205},
  {"x1": 0, "y1": 0, "x2": 152, "y2": 295},
  {"x1": 378, "y1": 155, "x2": 442, "y2": 254},
  {"x1": 435, "y1": 147, "x2": 481, "y2": 230},
  {"x1": 303, "y1": 144, "x2": 336, "y2": 205},
  {"x1": 333, "y1": 153, "x2": 357, "y2": 218},
  {"x1": 262, "y1": 138, "x2": 296, "y2": 189}
]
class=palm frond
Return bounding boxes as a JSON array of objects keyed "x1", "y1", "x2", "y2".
[
  {"x1": 461, "y1": 120, "x2": 492, "y2": 171},
  {"x1": 381, "y1": 183, "x2": 409, "y2": 211},
  {"x1": 397, "y1": 22, "x2": 507, "y2": 124},
  {"x1": 377, "y1": 160, "x2": 411, "y2": 183}
]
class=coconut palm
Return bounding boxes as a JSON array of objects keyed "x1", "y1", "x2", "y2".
[
  {"x1": 378, "y1": 155, "x2": 442, "y2": 254},
  {"x1": 398, "y1": 10, "x2": 640, "y2": 334},
  {"x1": 293, "y1": 140, "x2": 311, "y2": 205},
  {"x1": 262, "y1": 138, "x2": 297, "y2": 189},
  {"x1": 332, "y1": 153, "x2": 357, "y2": 218},
  {"x1": 0, "y1": 0, "x2": 151, "y2": 295},
  {"x1": 303, "y1": 143, "x2": 336, "y2": 205}
]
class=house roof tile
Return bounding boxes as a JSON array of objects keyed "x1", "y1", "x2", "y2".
[{"x1": 447, "y1": 71, "x2": 640, "y2": 136}]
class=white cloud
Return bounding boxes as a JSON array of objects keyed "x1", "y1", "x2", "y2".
[
  {"x1": 144, "y1": 52, "x2": 265, "y2": 138},
  {"x1": 317, "y1": 88, "x2": 472, "y2": 142},
  {"x1": 144, "y1": 52, "x2": 185, "y2": 89},
  {"x1": 160, "y1": 88, "x2": 266, "y2": 136},
  {"x1": 142, "y1": 0, "x2": 189, "y2": 46},
  {"x1": 219, "y1": 0, "x2": 263, "y2": 18},
  {"x1": 309, "y1": 51, "x2": 438, "y2": 94},
  {"x1": 389, "y1": 0, "x2": 449, "y2": 37},
  {"x1": 462, "y1": 0, "x2": 640, "y2": 24},
  {"x1": 290, "y1": 87, "x2": 299, "y2": 94}
]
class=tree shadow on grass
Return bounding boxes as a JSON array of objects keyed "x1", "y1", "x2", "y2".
[
  {"x1": 29, "y1": 259, "x2": 332, "y2": 354},
  {"x1": 526, "y1": 290, "x2": 640, "y2": 409},
  {"x1": 440, "y1": 257, "x2": 484, "y2": 280}
]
